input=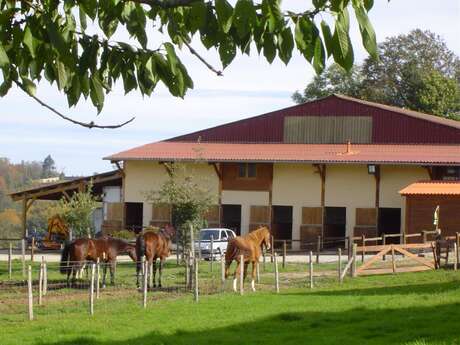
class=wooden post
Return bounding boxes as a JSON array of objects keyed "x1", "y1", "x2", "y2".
[
  {"x1": 361, "y1": 234, "x2": 366, "y2": 262},
  {"x1": 382, "y1": 233, "x2": 386, "y2": 261},
  {"x1": 149, "y1": 262, "x2": 153, "y2": 289},
  {"x1": 456, "y1": 233, "x2": 460, "y2": 270},
  {"x1": 190, "y1": 225, "x2": 195, "y2": 259},
  {"x1": 256, "y1": 262, "x2": 260, "y2": 283},
  {"x1": 143, "y1": 261, "x2": 148, "y2": 308},
  {"x1": 185, "y1": 252, "x2": 190, "y2": 290},
  {"x1": 210, "y1": 235, "x2": 214, "y2": 273},
  {"x1": 198, "y1": 234, "x2": 202, "y2": 260},
  {"x1": 42, "y1": 259, "x2": 47, "y2": 296},
  {"x1": 316, "y1": 236, "x2": 321, "y2": 264},
  {"x1": 38, "y1": 261, "x2": 43, "y2": 306},
  {"x1": 22, "y1": 239, "x2": 26, "y2": 278},
  {"x1": 175, "y1": 231, "x2": 180, "y2": 266},
  {"x1": 282, "y1": 240, "x2": 287, "y2": 269},
  {"x1": 96, "y1": 259, "x2": 100, "y2": 299},
  {"x1": 391, "y1": 246, "x2": 396, "y2": 274},
  {"x1": 453, "y1": 243, "x2": 458, "y2": 271},
  {"x1": 221, "y1": 253, "x2": 225, "y2": 291},
  {"x1": 27, "y1": 265, "x2": 33, "y2": 320},
  {"x1": 89, "y1": 263, "x2": 95, "y2": 315},
  {"x1": 338, "y1": 248, "x2": 342, "y2": 283},
  {"x1": 31, "y1": 237, "x2": 35, "y2": 262},
  {"x1": 274, "y1": 253, "x2": 279, "y2": 293},
  {"x1": 239, "y1": 254, "x2": 244, "y2": 295},
  {"x1": 8, "y1": 242, "x2": 12, "y2": 279},
  {"x1": 351, "y1": 244, "x2": 357, "y2": 277},
  {"x1": 422, "y1": 231, "x2": 427, "y2": 243},
  {"x1": 262, "y1": 249, "x2": 266, "y2": 272},
  {"x1": 194, "y1": 257, "x2": 199, "y2": 302},
  {"x1": 270, "y1": 236, "x2": 274, "y2": 263},
  {"x1": 347, "y1": 236, "x2": 352, "y2": 260},
  {"x1": 309, "y1": 251, "x2": 313, "y2": 289}
]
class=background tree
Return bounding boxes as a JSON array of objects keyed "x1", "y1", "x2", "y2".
[
  {"x1": 145, "y1": 163, "x2": 215, "y2": 252},
  {"x1": 41, "y1": 155, "x2": 57, "y2": 178},
  {"x1": 293, "y1": 29, "x2": 460, "y2": 119},
  {"x1": 0, "y1": 0, "x2": 378, "y2": 128},
  {"x1": 53, "y1": 185, "x2": 99, "y2": 238}
]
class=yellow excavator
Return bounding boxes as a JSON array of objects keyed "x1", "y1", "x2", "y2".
[{"x1": 41, "y1": 215, "x2": 69, "y2": 250}]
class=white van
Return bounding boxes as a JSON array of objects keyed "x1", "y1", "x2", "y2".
[{"x1": 197, "y1": 228, "x2": 237, "y2": 260}]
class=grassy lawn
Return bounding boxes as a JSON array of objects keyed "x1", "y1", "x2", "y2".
[{"x1": 0, "y1": 268, "x2": 459, "y2": 345}]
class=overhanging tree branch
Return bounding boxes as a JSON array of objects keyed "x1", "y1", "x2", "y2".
[{"x1": 14, "y1": 80, "x2": 135, "y2": 129}]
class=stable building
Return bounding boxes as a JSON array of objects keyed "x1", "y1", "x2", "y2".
[{"x1": 103, "y1": 94, "x2": 460, "y2": 246}]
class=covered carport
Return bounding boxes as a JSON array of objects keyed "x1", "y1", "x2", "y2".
[
  {"x1": 400, "y1": 181, "x2": 460, "y2": 238},
  {"x1": 9, "y1": 170, "x2": 123, "y2": 238}
]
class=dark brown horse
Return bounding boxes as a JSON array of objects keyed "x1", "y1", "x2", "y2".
[
  {"x1": 225, "y1": 226, "x2": 271, "y2": 292},
  {"x1": 60, "y1": 237, "x2": 137, "y2": 287},
  {"x1": 136, "y1": 225, "x2": 175, "y2": 288}
]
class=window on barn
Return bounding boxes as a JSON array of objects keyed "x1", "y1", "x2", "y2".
[
  {"x1": 433, "y1": 166, "x2": 460, "y2": 180},
  {"x1": 238, "y1": 163, "x2": 257, "y2": 178}
]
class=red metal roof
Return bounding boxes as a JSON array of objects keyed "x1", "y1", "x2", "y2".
[
  {"x1": 105, "y1": 142, "x2": 460, "y2": 165},
  {"x1": 169, "y1": 94, "x2": 460, "y2": 144},
  {"x1": 399, "y1": 181, "x2": 460, "y2": 195}
]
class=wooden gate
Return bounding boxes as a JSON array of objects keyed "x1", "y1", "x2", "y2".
[{"x1": 355, "y1": 243, "x2": 435, "y2": 276}]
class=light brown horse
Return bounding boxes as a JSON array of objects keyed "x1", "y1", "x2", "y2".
[
  {"x1": 225, "y1": 226, "x2": 271, "y2": 292},
  {"x1": 136, "y1": 225, "x2": 175, "y2": 288},
  {"x1": 60, "y1": 237, "x2": 137, "y2": 287}
]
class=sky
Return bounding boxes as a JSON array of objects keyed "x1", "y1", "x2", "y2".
[{"x1": 1, "y1": 0, "x2": 459, "y2": 176}]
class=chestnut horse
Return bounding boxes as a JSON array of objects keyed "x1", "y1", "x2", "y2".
[
  {"x1": 60, "y1": 237, "x2": 137, "y2": 287},
  {"x1": 225, "y1": 226, "x2": 271, "y2": 292},
  {"x1": 136, "y1": 225, "x2": 175, "y2": 288}
]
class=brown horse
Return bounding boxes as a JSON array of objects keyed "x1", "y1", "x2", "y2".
[
  {"x1": 136, "y1": 225, "x2": 175, "y2": 288},
  {"x1": 225, "y1": 226, "x2": 271, "y2": 292},
  {"x1": 60, "y1": 237, "x2": 137, "y2": 287}
]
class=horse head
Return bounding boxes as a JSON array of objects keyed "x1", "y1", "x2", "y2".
[
  {"x1": 126, "y1": 244, "x2": 137, "y2": 262},
  {"x1": 259, "y1": 226, "x2": 271, "y2": 251},
  {"x1": 161, "y1": 224, "x2": 176, "y2": 239}
]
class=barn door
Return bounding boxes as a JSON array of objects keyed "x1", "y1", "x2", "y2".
[
  {"x1": 151, "y1": 203, "x2": 171, "y2": 228},
  {"x1": 249, "y1": 206, "x2": 270, "y2": 232},
  {"x1": 300, "y1": 207, "x2": 322, "y2": 249},
  {"x1": 204, "y1": 205, "x2": 220, "y2": 228},
  {"x1": 354, "y1": 208, "x2": 378, "y2": 240}
]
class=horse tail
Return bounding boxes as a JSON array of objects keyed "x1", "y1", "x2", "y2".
[
  {"x1": 60, "y1": 241, "x2": 71, "y2": 274},
  {"x1": 136, "y1": 234, "x2": 146, "y2": 270}
]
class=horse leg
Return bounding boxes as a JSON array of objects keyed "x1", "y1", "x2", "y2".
[
  {"x1": 158, "y1": 259, "x2": 164, "y2": 288},
  {"x1": 251, "y1": 261, "x2": 256, "y2": 292},
  {"x1": 152, "y1": 259, "x2": 157, "y2": 288},
  {"x1": 109, "y1": 260, "x2": 116, "y2": 285},
  {"x1": 233, "y1": 260, "x2": 240, "y2": 292}
]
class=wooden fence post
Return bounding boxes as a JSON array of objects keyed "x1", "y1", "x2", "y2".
[
  {"x1": 210, "y1": 235, "x2": 214, "y2": 273},
  {"x1": 282, "y1": 240, "x2": 287, "y2": 269},
  {"x1": 143, "y1": 260, "x2": 148, "y2": 308},
  {"x1": 43, "y1": 259, "x2": 47, "y2": 296},
  {"x1": 456, "y1": 233, "x2": 460, "y2": 270},
  {"x1": 309, "y1": 251, "x2": 313, "y2": 289},
  {"x1": 316, "y1": 236, "x2": 321, "y2": 264},
  {"x1": 221, "y1": 253, "x2": 225, "y2": 291},
  {"x1": 361, "y1": 234, "x2": 366, "y2": 262},
  {"x1": 382, "y1": 233, "x2": 386, "y2": 261},
  {"x1": 347, "y1": 236, "x2": 352, "y2": 260},
  {"x1": 391, "y1": 246, "x2": 396, "y2": 274},
  {"x1": 274, "y1": 253, "x2": 279, "y2": 293},
  {"x1": 453, "y1": 243, "x2": 458, "y2": 271},
  {"x1": 185, "y1": 252, "x2": 190, "y2": 289},
  {"x1": 38, "y1": 261, "x2": 43, "y2": 306},
  {"x1": 27, "y1": 265, "x2": 33, "y2": 320},
  {"x1": 149, "y1": 262, "x2": 153, "y2": 289},
  {"x1": 89, "y1": 263, "x2": 95, "y2": 315},
  {"x1": 194, "y1": 257, "x2": 199, "y2": 302},
  {"x1": 22, "y1": 239, "x2": 26, "y2": 278},
  {"x1": 30, "y1": 237, "x2": 35, "y2": 262},
  {"x1": 338, "y1": 248, "x2": 342, "y2": 283},
  {"x1": 96, "y1": 259, "x2": 100, "y2": 299},
  {"x1": 190, "y1": 225, "x2": 195, "y2": 259},
  {"x1": 176, "y1": 231, "x2": 180, "y2": 266},
  {"x1": 262, "y1": 249, "x2": 266, "y2": 272},
  {"x1": 8, "y1": 242, "x2": 12, "y2": 279},
  {"x1": 198, "y1": 234, "x2": 202, "y2": 260},
  {"x1": 239, "y1": 254, "x2": 244, "y2": 295},
  {"x1": 256, "y1": 262, "x2": 260, "y2": 283},
  {"x1": 351, "y1": 244, "x2": 357, "y2": 277}
]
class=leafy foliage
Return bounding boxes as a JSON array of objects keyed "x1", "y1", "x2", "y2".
[
  {"x1": 293, "y1": 30, "x2": 460, "y2": 119},
  {"x1": 145, "y1": 163, "x2": 215, "y2": 238},
  {"x1": 54, "y1": 184, "x2": 99, "y2": 238},
  {"x1": 0, "y1": 0, "x2": 378, "y2": 120}
]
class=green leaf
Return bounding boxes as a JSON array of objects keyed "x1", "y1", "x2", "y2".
[
  {"x1": 320, "y1": 20, "x2": 333, "y2": 57},
  {"x1": 0, "y1": 42, "x2": 10, "y2": 67},
  {"x1": 295, "y1": 17, "x2": 316, "y2": 62},
  {"x1": 215, "y1": 0, "x2": 233, "y2": 33},
  {"x1": 0, "y1": 79, "x2": 12, "y2": 96},
  {"x1": 46, "y1": 20, "x2": 68, "y2": 58},
  {"x1": 313, "y1": 36, "x2": 325, "y2": 74},
  {"x1": 218, "y1": 36, "x2": 236, "y2": 68},
  {"x1": 277, "y1": 28, "x2": 294, "y2": 65},
  {"x1": 90, "y1": 75, "x2": 104, "y2": 113},
  {"x1": 334, "y1": 11, "x2": 349, "y2": 61},
  {"x1": 21, "y1": 77, "x2": 36, "y2": 96},
  {"x1": 164, "y1": 42, "x2": 179, "y2": 75},
  {"x1": 263, "y1": 32, "x2": 276, "y2": 63},
  {"x1": 262, "y1": 0, "x2": 283, "y2": 34},
  {"x1": 23, "y1": 26, "x2": 37, "y2": 58},
  {"x1": 353, "y1": 3, "x2": 378, "y2": 59},
  {"x1": 121, "y1": 64, "x2": 137, "y2": 94},
  {"x1": 79, "y1": 7, "x2": 87, "y2": 30},
  {"x1": 189, "y1": 2, "x2": 207, "y2": 32},
  {"x1": 364, "y1": 0, "x2": 374, "y2": 11},
  {"x1": 56, "y1": 61, "x2": 69, "y2": 90},
  {"x1": 80, "y1": 0, "x2": 97, "y2": 20},
  {"x1": 233, "y1": 0, "x2": 256, "y2": 38}
]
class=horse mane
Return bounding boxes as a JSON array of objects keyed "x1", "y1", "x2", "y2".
[{"x1": 245, "y1": 226, "x2": 269, "y2": 242}]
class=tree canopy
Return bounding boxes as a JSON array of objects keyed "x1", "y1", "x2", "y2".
[
  {"x1": 0, "y1": 0, "x2": 378, "y2": 128},
  {"x1": 293, "y1": 29, "x2": 460, "y2": 119}
]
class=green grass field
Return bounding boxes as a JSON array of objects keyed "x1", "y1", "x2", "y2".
[{"x1": 1, "y1": 265, "x2": 459, "y2": 345}]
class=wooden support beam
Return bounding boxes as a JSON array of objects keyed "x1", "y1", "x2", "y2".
[
  {"x1": 159, "y1": 162, "x2": 173, "y2": 176},
  {"x1": 22, "y1": 197, "x2": 28, "y2": 238},
  {"x1": 210, "y1": 163, "x2": 223, "y2": 227},
  {"x1": 313, "y1": 164, "x2": 326, "y2": 239},
  {"x1": 374, "y1": 165, "x2": 380, "y2": 234}
]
